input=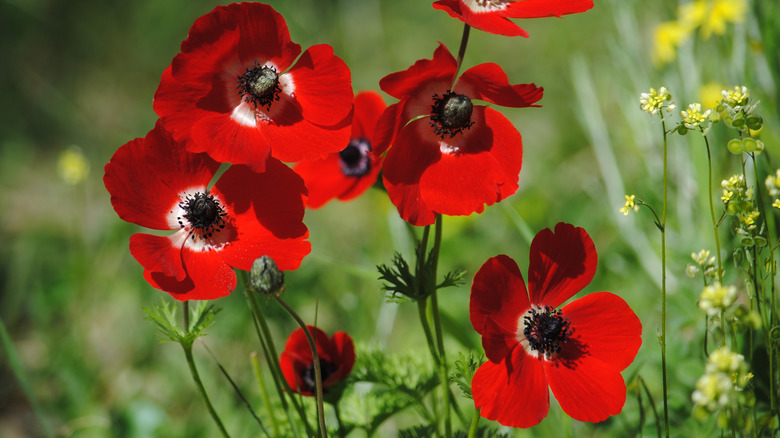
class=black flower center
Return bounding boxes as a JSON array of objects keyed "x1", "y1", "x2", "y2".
[
  {"x1": 301, "y1": 359, "x2": 339, "y2": 393},
  {"x1": 430, "y1": 90, "x2": 474, "y2": 139},
  {"x1": 177, "y1": 191, "x2": 227, "y2": 241},
  {"x1": 523, "y1": 305, "x2": 573, "y2": 358},
  {"x1": 338, "y1": 138, "x2": 372, "y2": 177},
  {"x1": 236, "y1": 62, "x2": 281, "y2": 110}
]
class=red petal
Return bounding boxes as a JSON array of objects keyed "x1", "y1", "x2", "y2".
[
  {"x1": 472, "y1": 348, "x2": 550, "y2": 428},
  {"x1": 130, "y1": 233, "x2": 187, "y2": 282},
  {"x1": 327, "y1": 332, "x2": 356, "y2": 384},
  {"x1": 233, "y1": 3, "x2": 300, "y2": 68},
  {"x1": 190, "y1": 112, "x2": 272, "y2": 172},
  {"x1": 179, "y1": 245, "x2": 237, "y2": 300},
  {"x1": 562, "y1": 292, "x2": 642, "y2": 371},
  {"x1": 418, "y1": 107, "x2": 522, "y2": 216},
  {"x1": 372, "y1": 102, "x2": 403, "y2": 157},
  {"x1": 456, "y1": 63, "x2": 543, "y2": 108},
  {"x1": 293, "y1": 153, "x2": 381, "y2": 208},
  {"x1": 286, "y1": 44, "x2": 353, "y2": 126},
  {"x1": 351, "y1": 91, "x2": 387, "y2": 140},
  {"x1": 104, "y1": 122, "x2": 220, "y2": 230},
  {"x1": 504, "y1": 0, "x2": 594, "y2": 19},
  {"x1": 256, "y1": 110, "x2": 353, "y2": 165},
  {"x1": 470, "y1": 255, "x2": 530, "y2": 361},
  {"x1": 381, "y1": 119, "x2": 441, "y2": 226},
  {"x1": 214, "y1": 159, "x2": 311, "y2": 271},
  {"x1": 545, "y1": 348, "x2": 628, "y2": 423},
  {"x1": 379, "y1": 43, "x2": 456, "y2": 100},
  {"x1": 432, "y1": 0, "x2": 530, "y2": 37},
  {"x1": 528, "y1": 223, "x2": 597, "y2": 307}
]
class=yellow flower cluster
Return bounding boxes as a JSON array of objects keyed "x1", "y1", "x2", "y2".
[
  {"x1": 698, "y1": 282, "x2": 737, "y2": 316},
  {"x1": 681, "y1": 102, "x2": 712, "y2": 130},
  {"x1": 653, "y1": 0, "x2": 748, "y2": 65},
  {"x1": 639, "y1": 87, "x2": 674, "y2": 115},
  {"x1": 619, "y1": 194, "x2": 639, "y2": 215},
  {"x1": 692, "y1": 346, "x2": 751, "y2": 417},
  {"x1": 58, "y1": 146, "x2": 90, "y2": 185}
]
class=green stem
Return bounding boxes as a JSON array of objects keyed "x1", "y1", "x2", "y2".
[
  {"x1": 453, "y1": 24, "x2": 471, "y2": 84},
  {"x1": 638, "y1": 375, "x2": 662, "y2": 438},
  {"x1": 0, "y1": 317, "x2": 55, "y2": 438},
  {"x1": 251, "y1": 352, "x2": 281, "y2": 437},
  {"x1": 466, "y1": 408, "x2": 480, "y2": 438},
  {"x1": 430, "y1": 215, "x2": 451, "y2": 438},
  {"x1": 418, "y1": 300, "x2": 440, "y2": 364},
  {"x1": 272, "y1": 294, "x2": 328, "y2": 438},
  {"x1": 247, "y1": 292, "x2": 310, "y2": 438},
  {"x1": 181, "y1": 342, "x2": 230, "y2": 438},
  {"x1": 660, "y1": 117, "x2": 670, "y2": 438},
  {"x1": 703, "y1": 135, "x2": 724, "y2": 281}
]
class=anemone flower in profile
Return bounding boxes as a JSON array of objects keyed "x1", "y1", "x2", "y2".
[
  {"x1": 280, "y1": 326, "x2": 355, "y2": 398},
  {"x1": 469, "y1": 222, "x2": 642, "y2": 427},
  {"x1": 376, "y1": 43, "x2": 542, "y2": 226},
  {"x1": 154, "y1": 2, "x2": 353, "y2": 172},
  {"x1": 432, "y1": 0, "x2": 594, "y2": 37},
  {"x1": 293, "y1": 91, "x2": 386, "y2": 208},
  {"x1": 104, "y1": 122, "x2": 311, "y2": 301}
]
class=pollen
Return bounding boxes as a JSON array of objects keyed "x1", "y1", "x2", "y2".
[
  {"x1": 177, "y1": 191, "x2": 228, "y2": 241},
  {"x1": 237, "y1": 62, "x2": 282, "y2": 110},
  {"x1": 522, "y1": 305, "x2": 573, "y2": 358},
  {"x1": 430, "y1": 90, "x2": 474, "y2": 139}
]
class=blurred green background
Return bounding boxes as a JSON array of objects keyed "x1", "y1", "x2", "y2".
[{"x1": 1, "y1": 0, "x2": 777, "y2": 436}]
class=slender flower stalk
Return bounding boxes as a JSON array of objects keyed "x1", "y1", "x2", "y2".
[
  {"x1": 467, "y1": 408, "x2": 480, "y2": 438},
  {"x1": 430, "y1": 215, "x2": 452, "y2": 438},
  {"x1": 660, "y1": 115, "x2": 670, "y2": 438},
  {"x1": 271, "y1": 294, "x2": 328, "y2": 438},
  {"x1": 250, "y1": 352, "x2": 281, "y2": 437},
  {"x1": 703, "y1": 135, "x2": 724, "y2": 282},
  {"x1": 179, "y1": 305, "x2": 230, "y2": 438}
]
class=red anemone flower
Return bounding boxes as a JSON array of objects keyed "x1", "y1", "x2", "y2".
[
  {"x1": 280, "y1": 326, "x2": 356, "y2": 397},
  {"x1": 293, "y1": 91, "x2": 386, "y2": 208},
  {"x1": 469, "y1": 223, "x2": 641, "y2": 427},
  {"x1": 154, "y1": 2, "x2": 353, "y2": 172},
  {"x1": 432, "y1": 0, "x2": 594, "y2": 37},
  {"x1": 104, "y1": 122, "x2": 311, "y2": 301},
  {"x1": 376, "y1": 43, "x2": 543, "y2": 226}
]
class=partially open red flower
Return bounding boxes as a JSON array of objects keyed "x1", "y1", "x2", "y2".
[
  {"x1": 432, "y1": 0, "x2": 594, "y2": 37},
  {"x1": 293, "y1": 91, "x2": 386, "y2": 208},
  {"x1": 376, "y1": 43, "x2": 542, "y2": 226},
  {"x1": 470, "y1": 223, "x2": 641, "y2": 428},
  {"x1": 154, "y1": 2, "x2": 353, "y2": 172},
  {"x1": 104, "y1": 122, "x2": 311, "y2": 301},
  {"x1": 280, "y1": 326, "x2": 356, "y2": 397}
]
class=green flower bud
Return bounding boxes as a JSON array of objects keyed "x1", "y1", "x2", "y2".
[{"x1": 248, "y1": 255, "x2": 285, "y2": 295}]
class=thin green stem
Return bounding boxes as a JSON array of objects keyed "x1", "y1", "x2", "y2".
[
  {"x1": 247, "y1": 292, "x2": 310, "y2": 438},
  {"x1": 430, "y1": 215, "x2": 451, "y2": 438},
  {"x1": 251, "y1": 352, "x2": 281, "y2": 437},
  {"x1": 703, "y1": 135, "x2": 724, "y2": 281},
  {"x1": 638, "y1": 375, "x2": 662, "y2": 438},
  {"x1": 452, "y1": 24, "x2": 471, "y2": 84},
  {"x1": 417, "y1": 300, "x2": 440, "y2": 364},
  {"x1": 272, "y1": 294, "x2": 328, "y2": 438},
  {"x1": 0, "y1": 318, "x2": 55, "y2": 438},
  {"x1": 466, "y1": 408, "x2": 480, "y2": 438},
  {"x1": 181, "y1": 342, "x2": 230, "y2": 438},
  {"x1": 660, "y1": 117, "x2": 670, "y2": 438}
]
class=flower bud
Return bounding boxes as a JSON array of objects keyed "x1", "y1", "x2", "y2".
[{"x1": 248, "y1": 255, "x2": 285, "y2": 295}]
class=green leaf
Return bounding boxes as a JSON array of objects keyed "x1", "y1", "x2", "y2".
[
  {"x1": 452, "y1": 352, "x2": 483, "y2": 400},
  {"x1": 377, "y1": 252, "x2": 424, "y2": 301},
  {"x1": 437, "y1": 268, "x2": 467, "y2": 290},
  {"x1": 399, "y1": 425, "x2": 436, "y2": 438}
]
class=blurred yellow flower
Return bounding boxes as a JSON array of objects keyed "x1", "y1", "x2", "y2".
[
  {"x1": 699, "y1": 0, "x2": 748, "y2": 40},
  {"x1": 58, "y1": 146, "x2": 90, "y2": 185},
  {"x1": 699, "y1": 81, "x2": 726, "y2": 111},
  {"x1": 653, "y1": 21, "x2": 692, "y2": 66},
  {"x1": 652, "y1": 0, "x2": 747, "y2": 65}
]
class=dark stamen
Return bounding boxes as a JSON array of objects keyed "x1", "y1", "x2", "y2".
[
  {"x1": 177, "y1": 191, "x2": 228, "y2": 241},
  {"x1": 523, "y1": 305, "x2": 573, "y2": 358},
  {"x1": 301, "y1": 359, "x2": 339, "y2": 393},
  {"x1": 338, "y1": 138, "x2": 372, "y2": 177},
  {"x1": 430, "y1": 90, "x2": 474, "y2": 139},
  {"x1": 236, "y1": 62, "x2": 282, "y2": 110}
]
